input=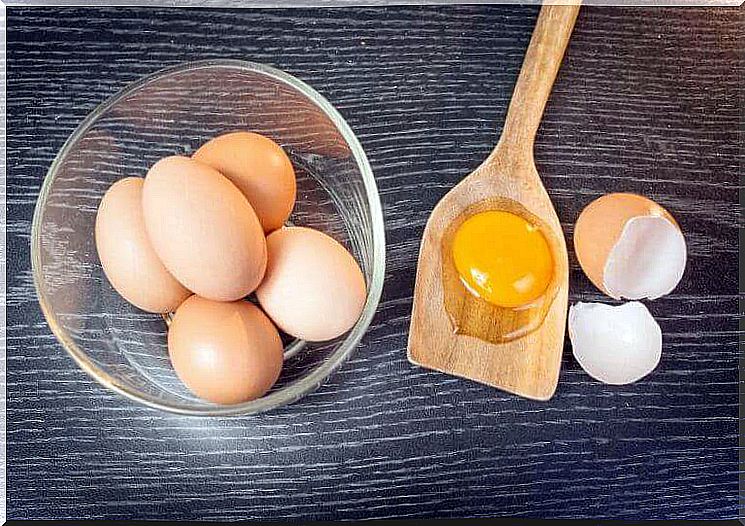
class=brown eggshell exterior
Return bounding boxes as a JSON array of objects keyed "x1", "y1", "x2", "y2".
[
  {"x1": 256, "y1": 227, "x2": 367, "y2": 342},
  {"x1": 168, "y1": 296, "x2": 283, "y2": 405},
  {"x1": 95, "y1": 177, "x2": 191, "y2": 313},
  {"x1": 142, "y1": 156, "x2": 267, "y2": 301},
  {"x1": 573, "y1": 192, "x2": 680, "y2": 296},
  {"x1": 193, "y1": 131, "x2": 296, "y2": 233}
]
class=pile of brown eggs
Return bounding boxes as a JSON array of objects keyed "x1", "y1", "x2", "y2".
[{"x1": 95, "y1": 131, "x2": 367, "y2": 405}]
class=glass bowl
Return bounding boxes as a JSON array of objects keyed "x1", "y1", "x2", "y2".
[{"x1": 31, "y1": 60, "x2": 386, "y2": 416}]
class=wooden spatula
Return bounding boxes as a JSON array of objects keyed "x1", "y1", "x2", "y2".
[{"x1": 407, "y1": 4, "x2": 580, "y2": 401}]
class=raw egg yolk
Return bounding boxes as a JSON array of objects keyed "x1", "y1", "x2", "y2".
[{"x1": 452, "y1": 210, "x2": 553, "y2": 308}]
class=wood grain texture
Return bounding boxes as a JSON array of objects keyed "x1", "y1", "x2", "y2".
[
  {"x1": 408, "y1": 4, "x2": 578, "y2": 401},
  {"x1": 6, "y1": 5, "x2": 742, "y2": 521}
]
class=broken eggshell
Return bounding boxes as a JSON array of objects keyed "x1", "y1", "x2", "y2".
[
  {"x1": 568, "y1": 301, "x2": 662, "y2": 385},
  {"x1": 573, "y1": 193, "x2": 686, "y2": 300}
]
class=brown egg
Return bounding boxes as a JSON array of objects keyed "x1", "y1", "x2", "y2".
[
  {"x1": 193, "y1": 131, "x2": 296, "y2": 233},
  {"x1": 256, "y1": 227, "x2": 367, "y2": 342},
  {"x1": 168, "y1": 296, "x2": 283, "y2": 405},
  {"x1": 142, "y1": 156, "x2": 267, "y2": 301},
  {"x1": 95, "y1": 177, "x2": 191, "y2": 313},
  {"x1": 574, "y1": 193, "x2": 686, "y2": 300}
]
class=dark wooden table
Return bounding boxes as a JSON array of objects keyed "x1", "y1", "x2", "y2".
[{"x1": 6, "y1": 6, "x2": 741, "y2": 521}]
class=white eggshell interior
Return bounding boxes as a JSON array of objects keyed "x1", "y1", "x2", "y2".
[
  {"x1": 603, "y1": 215, "x2": 686, "y2": 300},
  {"x1": 568, "y1": 301, "x2": 662, "y2": 385}
]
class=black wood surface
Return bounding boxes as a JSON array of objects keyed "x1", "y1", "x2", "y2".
[{"x1": 6, "y1": 6, "x2": 742, "y2": 521}]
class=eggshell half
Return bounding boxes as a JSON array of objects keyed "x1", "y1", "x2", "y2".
[
  {"x1": 95, "y1": 177, "x2": 191, "y2": 313},
  {"x1": 256, "y1": 227, "x2": 367, "y2": 342},
  {"x1": 193, "y1": 131, "x2": 296, "y2": 233},
  {"x1": 569, "y1": 301, "x2": 662, "y2": 385},
  {"x1": 168, "y1": 296, "x2": 283, "y2": 405},
  {"x1": 573, "y1": 193, "x2": 686, "y2": 300},
  {"x1": 142, "y1": 156, "x2": 267, "y2": 301}
]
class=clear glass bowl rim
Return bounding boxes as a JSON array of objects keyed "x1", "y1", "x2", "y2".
[{"x1": 30, "y1": 59, "x2": 387, "y2": 417}]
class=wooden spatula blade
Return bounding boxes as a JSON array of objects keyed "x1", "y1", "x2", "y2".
[{"x1": 408, "y1": 169, "x2": 569, "y2": 401}]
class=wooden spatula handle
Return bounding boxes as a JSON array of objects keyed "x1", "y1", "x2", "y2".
[{"x1": 500, "y1": 4, "x2": 580, "y2": 151}]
